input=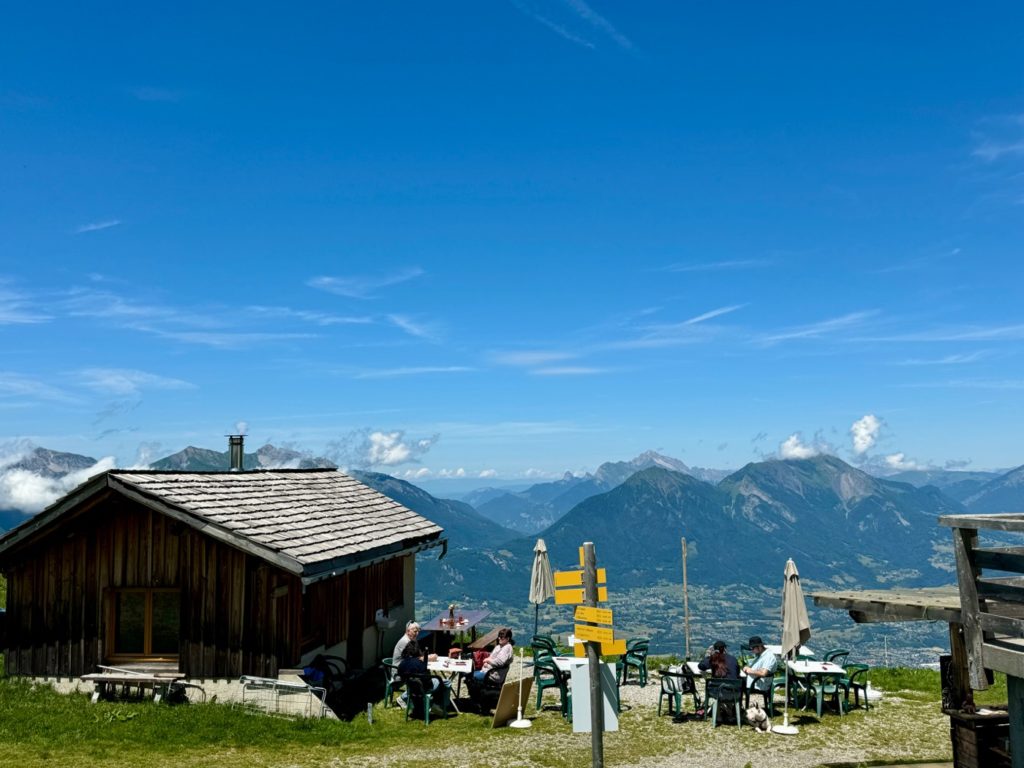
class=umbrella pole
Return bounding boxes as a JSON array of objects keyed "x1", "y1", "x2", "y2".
[
  {"x1": 773, "y1": 656, "x2": 799, "y2": 735},
  {"x1": 510, "y1": 647, "x2": 531, "y2": 728},
  {"x1": 534, "y1": 603, "x2": 539, "y2": 639}
]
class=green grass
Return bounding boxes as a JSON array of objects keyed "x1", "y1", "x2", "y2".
[{"x1": 0, "y1": 665, "x2": 966, "y2": 768}]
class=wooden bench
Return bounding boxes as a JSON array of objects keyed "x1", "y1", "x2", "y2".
[
  {"x1": 468, "y1": 627, "x2": 501, "y2": 650},
  {"x1": 81, "y1": 666, "x2": 205, "y2": 703}
]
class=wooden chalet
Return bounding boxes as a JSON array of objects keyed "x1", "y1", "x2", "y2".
[{"x1": 0, "y1": 468, "x2": 444, "y2": 679}]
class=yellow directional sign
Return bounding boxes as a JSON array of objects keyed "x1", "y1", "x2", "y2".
[
  {"x1": 555, "y1": 586, "x2": 609, "y2": 604},
  {"x1": 574, "y1": 623, "x2": 615, "y2": 644},
  {"x1": 578, "y1": 546, "x2": 585, "y2": 567},
  {"x1": 555, "y1": 587, "x2": 585, "y2": 605},
  {"x1": 601, "y1": 638, "x2": 627, "y2": 656},
  {"x1": 553, "y1": 569, "x2": 607, "y2": 587},
  {"x1": 573, "y1": 636, "x2": 627, "y2": 656},
  {"x1": 575, "y1": 605, "x2": 613, "y2": 625}
]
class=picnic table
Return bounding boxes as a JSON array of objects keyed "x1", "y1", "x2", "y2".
[{"x1": 81, "y1": 665, "x2": 205, "y2": 704}]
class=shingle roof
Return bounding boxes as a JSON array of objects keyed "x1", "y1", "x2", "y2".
[{"x1": 0, "y1": 468, "x2": 444, "y2": 579}]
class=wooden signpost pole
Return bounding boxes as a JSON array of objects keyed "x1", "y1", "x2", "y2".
[
  {"x1": 682, "y1": 537, "x2": 690, "y2": 660},
  {"x1": 583, "y1": 541, "x2": 604, "y2": 768}
]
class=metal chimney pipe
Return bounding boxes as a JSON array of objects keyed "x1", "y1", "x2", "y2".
[{"x1": 228, "y1": 435, "x2": 245, "y2": 471}]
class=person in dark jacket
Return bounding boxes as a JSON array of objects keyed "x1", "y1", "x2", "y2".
[{"x1": 698, "y1": 639, "x2": 740, "y2": 679}]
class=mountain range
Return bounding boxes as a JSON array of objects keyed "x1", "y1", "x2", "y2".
[
  {"x1": 3, "y1": 442, "x2": 1024, "y2": 658},
  {"x1": 466, "y1": 450, "x2": 732, "y2": 534}
]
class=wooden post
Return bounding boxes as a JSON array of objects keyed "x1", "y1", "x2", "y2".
[
  {"x1": 952, "y1": 527, "x2": 989, "y2": 690},
  {"x1": 583, "y1": 542, "x2": 604, "y2": 768},
  {"x1": 682, "y1": 538, "x2": 690, "y2": 660},
  {"x1": 948, "y1": 622, "x2": 971, "y2": 710}
]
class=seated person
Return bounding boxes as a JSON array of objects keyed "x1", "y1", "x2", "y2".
[
  {"x1": 397, "y1": 640, "x2": 449, "y2": 712},
  {"x1": 392, "y1": 621, "x2": 437, "y2": 663},
  {"x1": 473, "y1": 627, "x2": 514, "y2": 684},
  {"x1": 741, "y1": 636, "x2": 778, "y2": 691},
  {"x1": 698, "y1": 639, "x2": 739, "y2": 679}
]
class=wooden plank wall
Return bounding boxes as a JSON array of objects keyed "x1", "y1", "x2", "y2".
[
  {"x1": 1, "y1": 495, "x2": 409, "y2": 679},
  {"x1": 1, "y1": 497, "x2": 301, "y2": 679}
]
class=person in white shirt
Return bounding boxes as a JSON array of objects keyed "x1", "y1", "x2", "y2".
[
  {"x1": 741, "y1": 635, "x2": 778, "y2": 691},
  {"x1": 473, "y1": 627, "x2": 514, "y2": 684}
]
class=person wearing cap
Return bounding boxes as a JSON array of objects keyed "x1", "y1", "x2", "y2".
[
  {"x1": 698, "y1": 639, "x2": 739, "y2": 678},
  {"x1": 741, "y1": 636, "x2": 778, "y2": 691}
]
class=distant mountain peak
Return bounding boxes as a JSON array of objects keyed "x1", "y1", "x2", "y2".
[{"x1": 630, "y1": 450, "x2": 691, "y2": 472}]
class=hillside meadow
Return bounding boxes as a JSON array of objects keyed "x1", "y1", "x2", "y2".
[{"x1": 0, "y1": 658, "x2": 1004, "y2": 768}]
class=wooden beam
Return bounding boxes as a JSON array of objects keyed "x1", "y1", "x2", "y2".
[
  {"x1": 975, "y1": 547, "x2": 1024, "y2": 574},
  {"x1": 953, "y1": 527, "x2": 989, "y2": 690},
  {"x1": 940, "y1": 513, "x2": 1024, "y2": 532}
]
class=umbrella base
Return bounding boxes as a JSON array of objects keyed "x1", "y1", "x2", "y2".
[{"x1": 772, "y1": 723, "x2": 799, "y2": 735}]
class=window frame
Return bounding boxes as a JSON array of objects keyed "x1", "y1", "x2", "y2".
[{"x1": 106, "y1": 587, "x2": 181, "y2": 663}]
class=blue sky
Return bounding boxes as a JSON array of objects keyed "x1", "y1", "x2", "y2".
[{"x1": 2, "y1": 2, "x2": 1024, "y2": 486}]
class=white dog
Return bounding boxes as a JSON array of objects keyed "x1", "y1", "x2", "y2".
[{"x1": 745, "y1": 703, "x2": 771, "y2": 733}]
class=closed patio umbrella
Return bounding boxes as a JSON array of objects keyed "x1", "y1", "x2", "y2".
[
  {"x1": 774, "y1": 557, "x2": 812, "y2": 735},
  {"x1": 529, "y1": 538, "x2": 555, "y2": 638}
]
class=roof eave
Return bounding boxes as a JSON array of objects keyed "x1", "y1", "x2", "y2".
[{"x1": 300, "y1": 533, "x2": 446, "y2": 586}]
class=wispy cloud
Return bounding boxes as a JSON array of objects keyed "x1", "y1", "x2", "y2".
[
  {"x1": 492, "y1": 350, "x2": 577, "y2": 367},
  {"x1": 562, "y1": 0, "x2": 633, "y2": 49},
  {"x1": 354, "y1": 366, "x2": 474, "y2": 379},
  {"x1": 509, "y1": 0, "x2": 632, "y2": 50},
  {"x1": 531, "y1": 366, "x2": 609, "y2": 376},
  {"x1": 129, "y1": 86, "x2": 181, "y2": 103},
  {"x1": 760, "y1": 310, "x2": 879, "y2": 344},
  {"x1": 971, "y1": 115, "x2": 1024, "y2": 162},
  {"x1": 664, "y1": 260, "x2": 770, "y2": 273},
  {"x1": 604, "y1": 305, "x2": 742, "y2": 350},
  {"x1": 897, "y1": 351, "x2": 988, "y2": 366},
  {"x1": 0, "y1": 285, "x2": 51, "y2": 324},
  {"x1": 863, "y1": 324, "x2": 1024, "y2": 343},
  {"x1": 905, "y1": 378, "x2": 1024, "y2": 391},
  {"x1": 308, "y1": 267, "x2": 424, "y2": 299},
  {"x1": 76, "y1": 368, "x2": 196, "y2": 396},
  {"x1": 0, "y1": 373, "x2": 78, "y2": 404},
  {"x1": 387, "y1": 314, "x2": 439, "y2": 341},
  {"x1": 152, "y1": 330, "x2": 318, "y2": 349},
  {"x1": 246, "y1": 305, "x2": 374, "y2": 326},
  {"x1": 75, "y1": 219, "x2": 121, "y2": 234}
]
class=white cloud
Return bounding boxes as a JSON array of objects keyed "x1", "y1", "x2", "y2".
[
  {"x1": 479, "y1": 469, "x2": 497, "y2": 478},
  {"x1": 531, "y1": 366, "x2": 608, "y2": 376},
  {"x1": 665, "y1": 260, "x2": 770, "y2": 273},
  {"x1": 493, "y1": 351, "x2": 576, "y2": 367},
  {"x1": 77, "y1": 368, "x2": 196, "y2": 396},
  {"x1": 438, "y1": 468, "x2": 467, "y2": 478},
  {"x1": 850, "y1": 414, "x2": 882, "y2": 455},
  {"x1": 402, "y1": 467, "x2": 433, "y2": 479},
  {"x1": 75, "y1": 219, "x2": 121, "y2": 234},
  {"x1": 779, "y1": 433, "x2": 818, "y2": 459},
  {"x1": 0, "y1": 286, "x2": 51, "y2": 324},
  {"x1": 683, "y1": 305, "x2": 746, "y2": 326},
  {"x1": 761, "y1": 311, "x2": 879, "y2": 344},
  {"x1": 0, "y1": 373, "x2": 77, "y2": 404},
  {"x1": 386, "y1": 314, "x2": 439, "y2": 341},
  {"x1": 0, "y1": 457, "x2": 116, "y2": 514},
  {"x1": 897, "y1": 352, "x2": 987, "y2": 366},
  {"x1": 307, "y1": 268, "x2": 424, "y2": 299},
  {"x1": 884, "y1": 452, "x2": 921, "y2": 471},
  {"x1": 355, "y1": 366, "x2": 473, "y2": 379}
]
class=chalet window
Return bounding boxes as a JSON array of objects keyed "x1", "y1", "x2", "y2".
[{"x1": 109, "y1": 589, "x2": 180, "y2": 659}]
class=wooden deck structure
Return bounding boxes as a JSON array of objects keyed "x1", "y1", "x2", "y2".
[
  {"x1": 939, "y1": 511, "x2": 1024, "y2": 768},
  {"x1": 0, "y1": 468, "x2": 444, "y2": 680},
  {"x1": 812, "y1": 509, "x2": 1024, "y2": 768}
]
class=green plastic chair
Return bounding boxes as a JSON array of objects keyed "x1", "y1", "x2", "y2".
[
  {"x1": 618, "y1": 638, "x2": 650, "y2": 687},
  {"x1": 404, "y1": 676, "x2": 449, "y2": 725},
  {"x1": 382, "y1": 657, "x2": 403, "y2": 708},
  {"x1": 531, "y1": 634, "x2": 558, "y2": 655},
  {"x1": 533, "y1": 654, "x2": 571, "y2": 719},
  {"x1": 842, "y1": 664, "x2": 871, "y2": 710},
  {"x1": 822, "y1": 648, "x2": 851, "y2": 666},
  {"x1": 745, "y1": 660, "x2": 784, "y2": 717},
  {"x1": 704, "y1": 678, "x2": 743, "y2": 728},
  {"x1": 658, "y1": 665, "x2": 703, "y2": 717}
]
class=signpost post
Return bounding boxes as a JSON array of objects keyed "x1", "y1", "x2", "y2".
[{"x1": 582, "y1": 541, "x2": 604, "y2": 768}]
